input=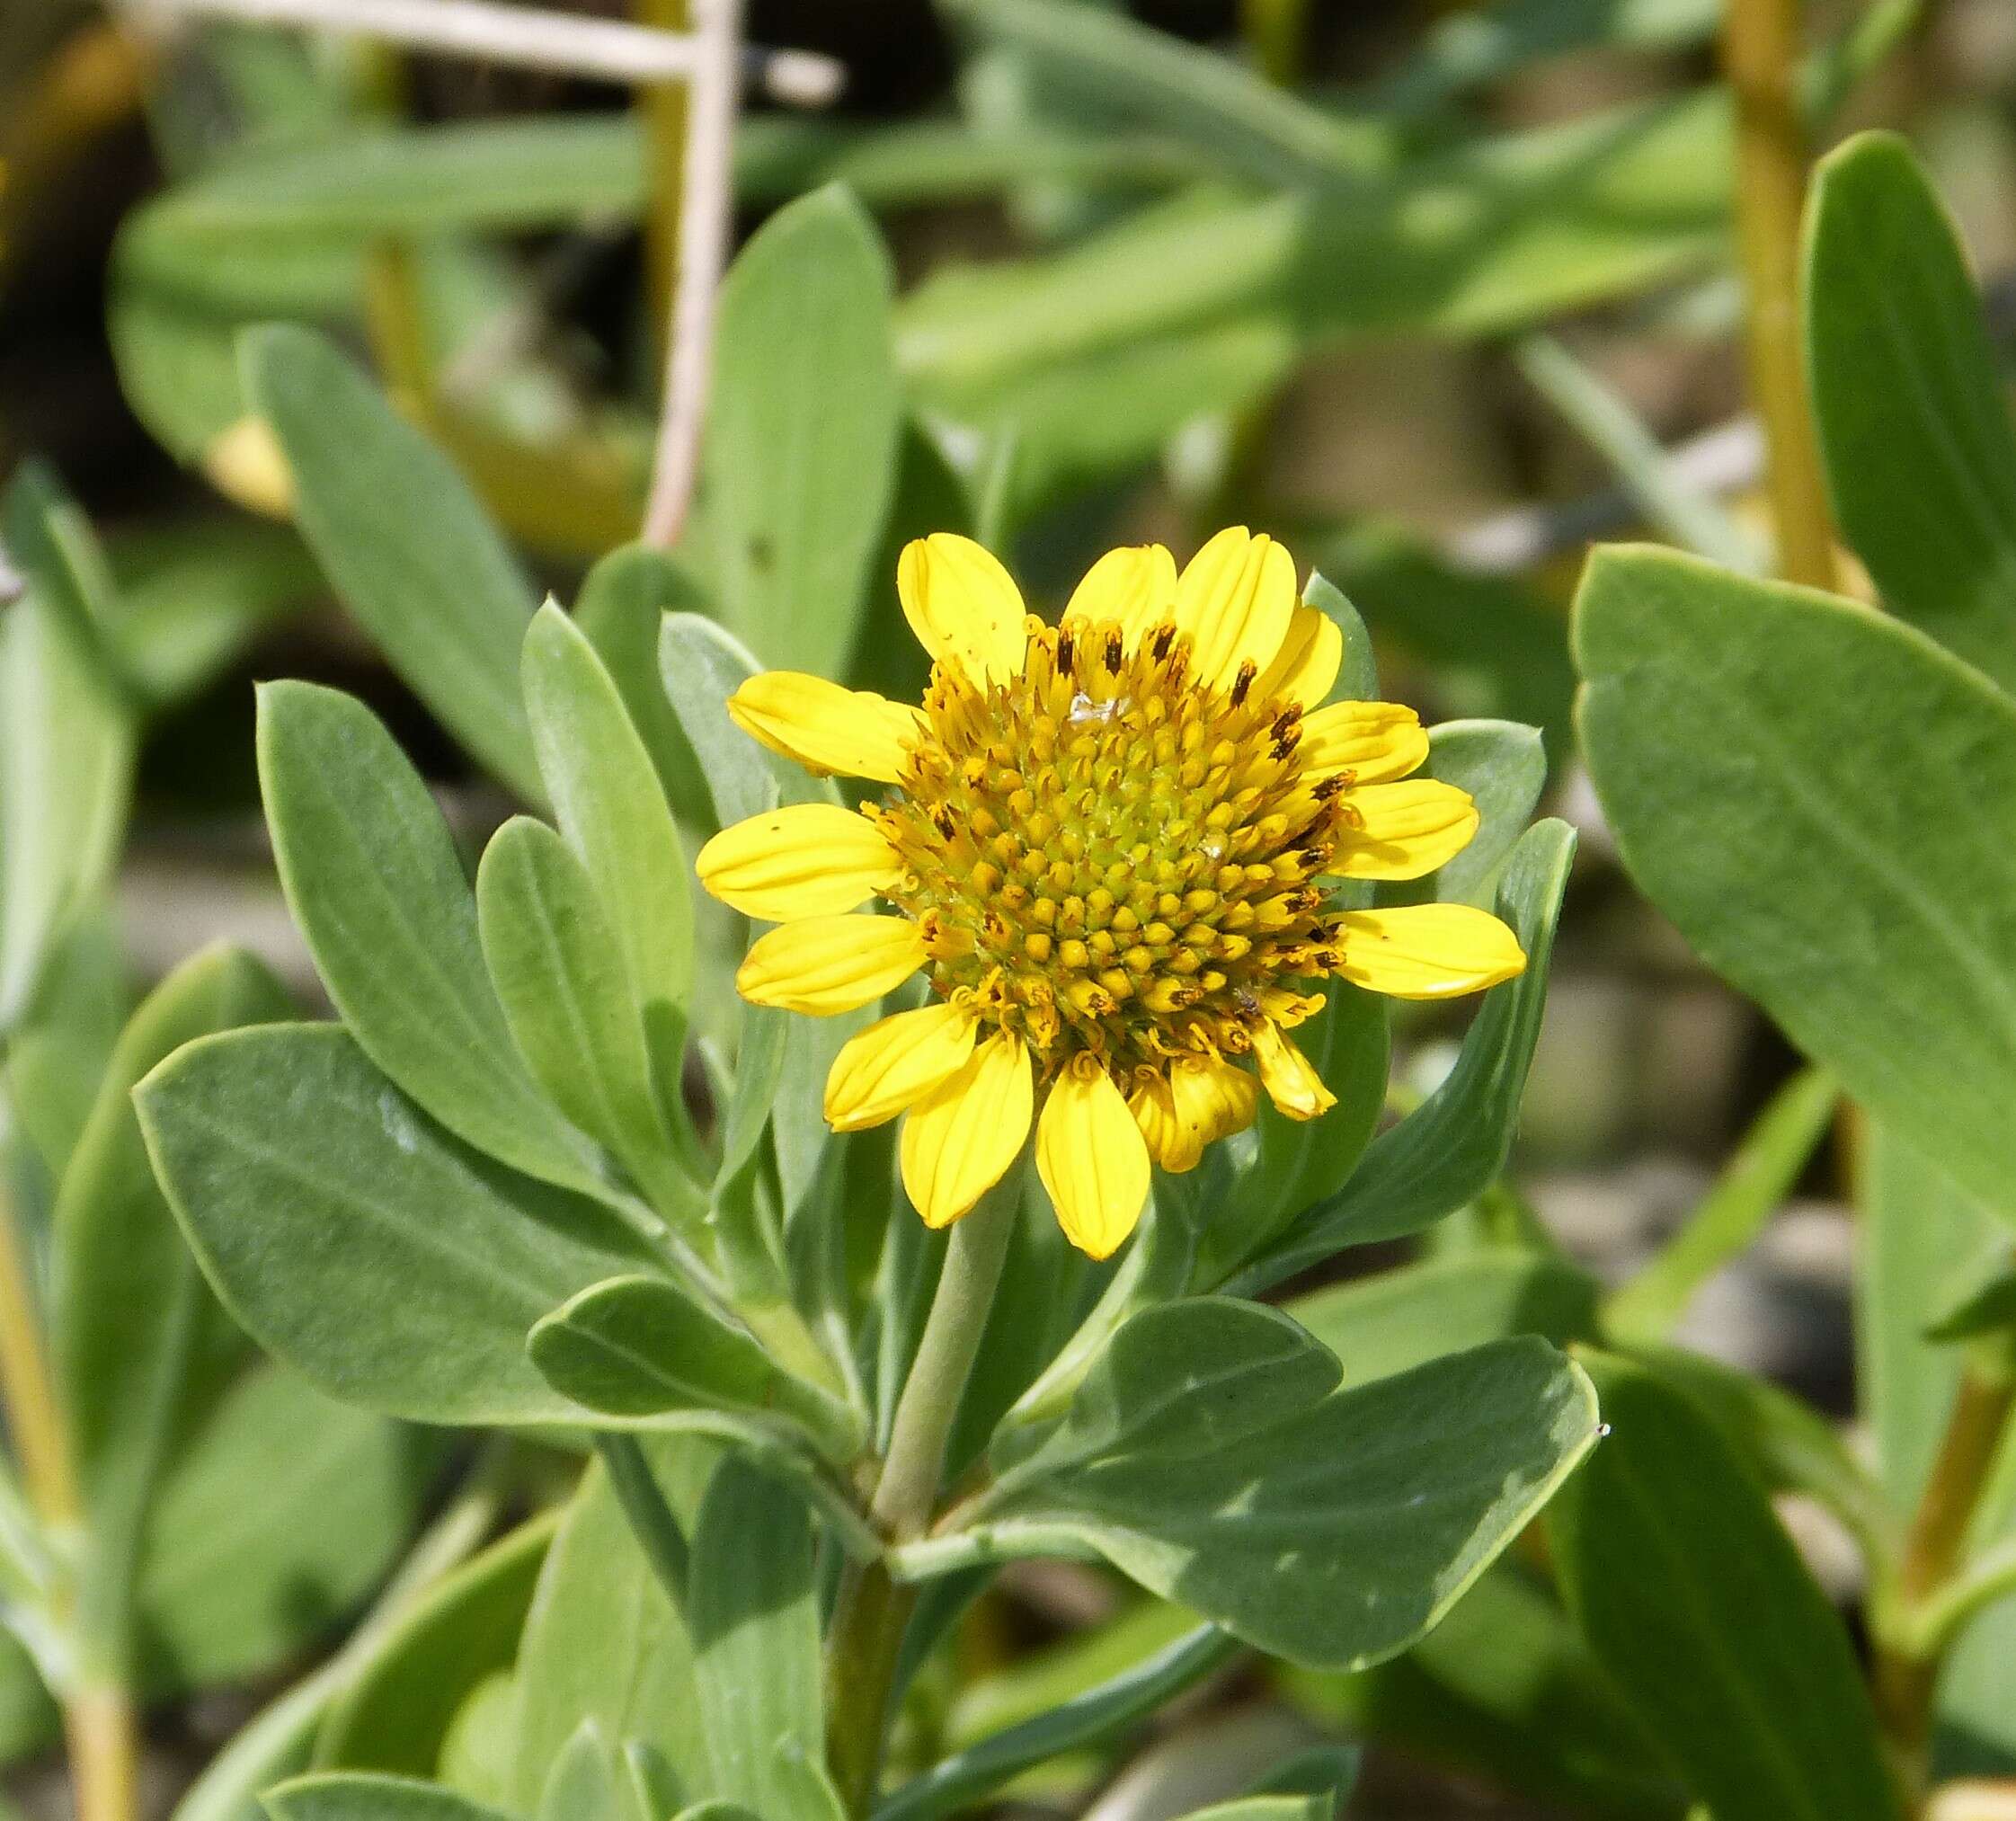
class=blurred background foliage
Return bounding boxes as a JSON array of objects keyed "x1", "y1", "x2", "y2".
[{"x1": 5, "y1": 0, "x2": 2016, "y2": 1813}]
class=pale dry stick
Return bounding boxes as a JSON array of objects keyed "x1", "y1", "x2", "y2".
[
  {"x1": 121, "y1": 0, "x2": 838, "y2": 106},
  {"x1": 639, "y1": 0, "x2": 742, "y2": 549}
]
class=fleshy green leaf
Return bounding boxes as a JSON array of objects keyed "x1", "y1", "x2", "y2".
[
  {"x1": 136, "y1": 1024, "x2": 657, "y2": 1425},
  {"x1": 1806, "y1": 132, "x2": 2016, "y2": 693},
  {"x1": 658, "y1": 613, "x2": 779, "y2": 832},
  {"x1": 688, "y1": 1459, "x2": 831, "y2": 1821},
  {"x1": 1547, "y1": 1352, "x2": 1900, "y2": 1821},
  {"x1": 264, "y1": 1774, "x2": 515, "y2": 1821},
  {"x1": 527, "y1": 1275, "x2": 858, "y2": 1459},
  {"x1": 242, "y1": 324, "x2": 542, "y2": 797},
  {"x1": 1396, "y1": 718, "x2": 1547, "y2": 908},
  {"x1": 313, "y1": 1513, "x2": 556, "y2": 1778},
  {"x1": 53, "y1": 944, "x2": 291, "y2": 1670},
  {"x1": 520, "y1": 603, "x2": 694, "y2": 1071},
  {"x1": 0, "y1": 508, "x2": 135, "y2": 1030},
  {"x1": 506, "y1": 1452, "x2": 709, "y2": 1812},
  {"x1": 475, "y1": 819, "x2": 688, "y2": 1215},
  {"x1": 257, "y1": 680, "x2": 607, "y2": 1198},
  {"x1": 537, "y1": 1723, "x2": 623, "y2": 1821},
  {"x1": 1574, "y1": 546, "x2": 2016, "y2": 1226},
  {"x1": 935, "y1": 1335, "x2": 1599, "y2": 1673},
  {"x1": 706, "y1": 187, "x2": 901, "y2": 679},
  {"x1": 1229, "y1": 818, "x2": 1576, "y2": 1291}
]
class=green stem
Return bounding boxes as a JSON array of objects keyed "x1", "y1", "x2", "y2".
[
  {"x1": 1872, "y1": 1366, "x2": 2016, "y2": 1773},
  {"x1": 870, "y1": 1176, "x2": 1022, "y2": 1542},
  {"x1": 826, "y1": 1168, "x2": 1024, "y2": 1815},
  {"x1": 1721, "y1": 0, "x2": 1837, "y2": 591}
]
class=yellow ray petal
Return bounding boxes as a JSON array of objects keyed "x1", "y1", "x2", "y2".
[
  {"x1": 1253, "y1": 604, "x2": 1342, "y2": 707},
  {"x1": 696, "y1": 804, "x2": 901, "y2": 918},
  {"x1": 1064, "y1": 544, "x2": 1178, "y2": 650},
  {"x1": 1299, "y1": 700, "x2": 1428, "y2": 783},
  {"x1": 1327, "y1": 779, "x2": 1480, "y2": 881},
  {"x1": 900, "y1": 1031, "x2": 1033, "y2": 1228},
  {"x1": 1335, "y1": 904, "x2": 1527, "y2": 1001},
  {"x1": 1173, "y1": 527, "x2": 1299, "y2": 694},
  {"x1": 1249, "y1": 1019, "x2": 1337, "y2": 1121},
  {"x1": 824, "y1": 1000, "x2": 979, "y2": 1132},
  {"x1": 736, "y1": 915, "x2": 926, "y2": 1015},
  {"x1": 1136, "y1": 1053, "x2": 1260, "y2": 1172},
  {"x1": 1037, "y1": 1055, "x2": 1151, "y2": 1260},
  {"x1": 1127, "y1": 1076, "x2": 1186, "y2": 1171},
  {"x1": 897, "y1": 534, "x2": 1028, "y2": 687},
  {"x1": 727, "y1": 672, "x2": 922, "y2": 783}
]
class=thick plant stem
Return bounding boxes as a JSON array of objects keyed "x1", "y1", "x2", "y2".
[
  {"x1": 64, "y1": 1683, "x2": 138, "y2": 1821},
  {"x1": 1873, "y1": 1367, "x2": 2016, "y2": 1767},
  {"x1": 828, "y1": 1174, "x2": 1023, "y2": 1815},
  {"x1": 0, "y1": 1184, "x2": 138, "y2": 1821},
  {"x1": 1722, "y1": 0, "x2": 1837, "y2": 591}
]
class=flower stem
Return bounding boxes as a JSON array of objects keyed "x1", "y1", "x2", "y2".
[
  {"x1": 1722, "y1": 0, "x2": 1837, "y2": 591},
  {"x1": 827, "y1": 1169, "x2": 1024, "y2": 1814}
]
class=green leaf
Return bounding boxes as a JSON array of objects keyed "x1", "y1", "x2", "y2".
[
  {"x1": 875, "y1": 1623, "x2": 1239, "y2": 1821},
  {"x1": 537, "y1": 1724, "x2": 624, "y2": 1821},
  {"x1": 901, "y1": 91, "x2": 1727, "y2": 421},
  {"x1": 658, "y1": 614, "x2": 777, "y2": 832},
  {"x1": 573, "y1": 546, "x2": 712, "y2": 820},
  {"x1": 313, "y1": 1512, "x2": 557, "y2": 1777},
  {"x1": 53, "y1": 944, "x2": 291, "y2": 1669},
  {"x1": 506, "y1": 1454, "x2": 708, "y2": 1812},
  {"x1": 475, "y1": 819, "x2": 684, "y2": 1212},
  {"x1": 265, "y1": 1775, "x2": 515, "y2": 1821},
  {"x1": 520, "y1": 603, "x2": 694, "y2": 1065},
  {"x1": 1009, "y1": 1300, "x2": 1342, "y2": 1480},
  {"x1": 1303, "y1": 572, "x2": 1374, "y2": 704},
  {"x1": 1287, "y1": 1253, "x2": 1600, "y2": 1392},
  {"x1": 1924, "y1": 1271, "x2": 2016, "y2": 1344},
  {"x1": 1399, "y1": 719, "x2": 1547, "y2": 908},
  {"x1": 1547, "y1": 1352, "x2": 1900, "y2": 1821},
  {"x1": 1604, "y1": 1065, "x2": 1838, "y2": 1341},
  {"x1": 937, "y1": 0, "x2": 1386, "y2": 189},
  {"x1": 1856, "y1": 1121, "x2": 2007, "y2": 1514},
  {"x1": 706, "y1": 188, "x2": 901, "y2": 679},
  {"x1": 1574, "y1": 546, "x2": 2016, "y2": 1225},
  {"x1": 1806, "y1": 131, "x2": 2016, "y2": 692},
  {"x1": 527, "y1": 1275, "x2": 858, "y2": 1458},
  {"x1": 945, "y1": 1336, "x2": 1599, "y2": 1673},
  {"x1": 1280, "y1": 1561, "x2": 1684, "y2": 1820},
  {"x1": 136, "y1": 1023, "x2": 656, "y2": 1425},
  {"x1": 257, "y1": 680, "x2": 606, "y2": 1197},
  {"x1": 0, "y1": 545, "x2": 135, "y2": 1031},
  {"x1": 242, "y1": 324, "x2": 541, "y2": 797},
  {"x1": 3, "y1": 910, "x2": 129, "y2": 1185},
  {"x1": 139, "y1": 1364, "x2": 427, "y2": 1692},
  {"x1": 1229, "y1": 818, "x2": 1576, "y2": 1292},
  {"x1": 1195, "y1": 982, "x2": 1388, "y2": 1290},
  {"x1": 688, "y1": 1459, "x2": 830, "y2": 1821}
]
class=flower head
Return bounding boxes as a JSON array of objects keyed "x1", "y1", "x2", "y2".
[{"x1": 697, "y1": 529, "x2": 1525, "y2": 1258}]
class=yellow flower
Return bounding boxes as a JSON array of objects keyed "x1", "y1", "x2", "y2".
[{"x1": 697, "y1": 529, "x2": 1525, "y2": 1259}]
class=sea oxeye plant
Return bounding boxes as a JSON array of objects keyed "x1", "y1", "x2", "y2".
[{"x1": 131, "y1": 500, "x2": 1595, "y2": 1821}]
